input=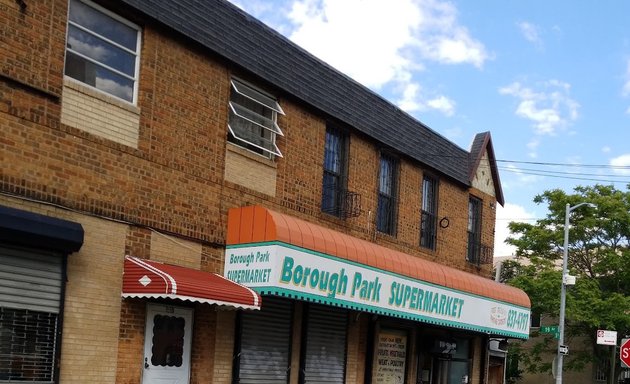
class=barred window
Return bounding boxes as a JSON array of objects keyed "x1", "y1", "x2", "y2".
[
  {"x1": 321, "y1": 126, "x2": 348, "y2": 217},
  {"x1": 0, "y1": 307, "x2": 58, "y2": 382},
  {"x1": 420, "y1": 176, "x2": 438, "y2": 250},
  {"x1": 376, "y1": 154, "x2": 398, "y2": 235},
  {"x1": 467, "y1": 196, "x2": 482, "y2": 263}
]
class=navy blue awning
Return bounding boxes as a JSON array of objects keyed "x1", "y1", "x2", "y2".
[{"x1": 0, "y1": 205, "x2": 84, "y2": 253}]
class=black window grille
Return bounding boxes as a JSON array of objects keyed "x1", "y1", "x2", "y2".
[
  {"x1": 420, "y1": 176, "x2": 438, "y2": 249},
  {"x1": 376, "y1": 154, "x2": 398, "y2": 235},
  {"x1": 0, "y1": 307, "x2": 58, "y2": 382},
  {"x1": 322, "y1": 126, "x2": 346, "y2": 216},
  {"x1": 467, "y1": 197, "x2": 481, "y2": 262}
]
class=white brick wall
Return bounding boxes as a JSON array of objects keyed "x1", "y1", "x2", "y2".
[{"x1": 60, "y1": 78, "x2": 140, "y2": 148}]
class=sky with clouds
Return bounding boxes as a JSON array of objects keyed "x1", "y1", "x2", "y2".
[{"x1": 229, "y1": 0, "x2": 630, "y2": 256}]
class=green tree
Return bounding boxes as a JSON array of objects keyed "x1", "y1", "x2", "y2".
[{"x1": 502, "y1": 184, "x2": 630, "y2": 381}]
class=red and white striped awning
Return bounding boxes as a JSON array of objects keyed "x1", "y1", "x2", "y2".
[{"x1": 122, "y1": 256, "x2": 260, "y2": 310}]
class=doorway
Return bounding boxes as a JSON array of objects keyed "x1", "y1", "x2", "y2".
[{"x1": 142, "y1": 304, "x2": 193, "y2": 384}]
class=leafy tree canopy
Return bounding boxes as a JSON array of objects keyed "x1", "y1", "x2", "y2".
[{"x1": 500, "y1": 184, "x2": 630, "y2": 376}]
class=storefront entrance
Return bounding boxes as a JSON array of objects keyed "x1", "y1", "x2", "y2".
[
  {"x1": 142, "y1": 304, "x2": 193, "y2": 384},
  {"x1": 416, "y1": 337, "x2": 471, "y2": 384}
]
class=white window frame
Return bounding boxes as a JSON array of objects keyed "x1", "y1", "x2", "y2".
[
  {"x1": 64, "y1": 0, "x2": 142, "y2": 104},
  {"x1": 228, "y1": 79, "x2": 284, "y2": 158}
]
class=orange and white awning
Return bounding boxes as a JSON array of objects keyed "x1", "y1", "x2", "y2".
[
  {"x1": 224, "y1": 206, "x2": 531, "y2": 339},
  {"x1": 122, "y1": 256, "x2": 260, "y2": 310}
]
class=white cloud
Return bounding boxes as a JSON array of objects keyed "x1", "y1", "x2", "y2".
[
  {"x1": 494, "y1": 203, "x2": 536, "y2": 257},
  {"x1": 517, "y1": 21, "x2": 542, "y2": 47},
  {"x1": 418, "y1": 28, "x2": 488, "y2": 68},
  {"x1": 610, "y1": 154, "x2": 630, "y2": 176},
  {"x1": 499, "y1": 80, "x2": 579, "y2": 135},
  {"x1": 95, "y1": 77, "x2": 133, "y2": 101},
  {"x1": 602, "y1": 146, "x2": 611, "y2": 153},
  {"x1": 281, "y1": 0, "x2": 488, "y2": 105},
  {"x1": 397, "y1": 83, "x2": 455, "y2": 116},
  {"x1": 288, "y1": 0, "x2": 420, "y2": 89},
  {"x1": 68, "y1": 36, "x2": 110, "y2": 61},
  {"x1": 426, "y1": 95, "x2": 455, "y2": 116},
  {"x1": 398, "y1": 83, "x2": 423, "y2": 112}
]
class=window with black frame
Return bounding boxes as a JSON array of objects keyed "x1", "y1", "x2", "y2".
[
  {"x1": 321, "y1": 126, "x2": 348, "y2": 217},
  {"x1": 467, "y1": 196, "x2": 482, "y2": 263},
  {"x1": 376, "y1": 153, "x2": 398, "y2": 235},
  {"x1": 420, "y1": 176, "x2": 438, "y2": 250}
]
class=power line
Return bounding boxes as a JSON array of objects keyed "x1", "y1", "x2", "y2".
[
  {"x1": 496, "y1": 159, "x2": 630, "y2": 169},
  {"x1": 497, "y1": 166, "x2": 630, "y2": 178},
  {"x1": 499, "y1": 168, "x2": 630, "y2": 184}
]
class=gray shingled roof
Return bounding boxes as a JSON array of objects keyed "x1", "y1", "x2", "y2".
[{"x1": 119, "y1": 0, "x2": 472, "y2": 185}]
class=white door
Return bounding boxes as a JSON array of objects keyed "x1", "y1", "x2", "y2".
[{"x1": 142, "y1": 304, "x2": 193, "y2": 384}]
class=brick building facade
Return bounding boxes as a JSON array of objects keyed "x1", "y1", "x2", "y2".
[{"x1": 0, "y1": 0, "x2": 530, "y2": 383}]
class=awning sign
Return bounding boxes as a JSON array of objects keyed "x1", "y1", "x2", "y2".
[{"x1": 225, "y1": 243, "x2": 530, "y2": 338}]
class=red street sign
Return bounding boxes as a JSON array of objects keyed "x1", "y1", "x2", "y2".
[{"x1": 621, "y1": 338, "x2": 630, "y2": 368}]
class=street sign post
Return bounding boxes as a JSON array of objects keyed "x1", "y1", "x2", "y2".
[{"x1": 621, "y1": 338, "x2": 630, "y2": 368}]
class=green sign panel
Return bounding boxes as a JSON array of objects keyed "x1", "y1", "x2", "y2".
[{"x1": 540, "y1": 325, "x2": 559, "y2": 339}]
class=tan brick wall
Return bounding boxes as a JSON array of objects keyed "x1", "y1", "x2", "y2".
[
  {"x1": 60, "y1": 79, "x2": 141, "y2": 148},
  {"x1": 190, "y1": 305, "x2": 218, "y2": 384},
  {"x1": 345, "y1": 312, "x2": 362, "y2": 384},
  {"x1": 213, "y1": 311, "x2": 236, "y2": 384},
  {"x1": 59, "y1": 214, "x2": 127, "y2": 383},
  {"x1": 224, "y1": 143, "x2": 278, "y2": 197},
  {"x1": 150, "y1": 230, "x2": 202, "y2": 269},
  {"x1": 116, "y1": 299, "x2": 145, "y2": 384}
]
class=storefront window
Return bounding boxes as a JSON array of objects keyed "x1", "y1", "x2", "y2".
[
  {"x1": 417, "y1": 337, "x2": 471, "y2": 384},
  {"x1": 373, "y1": 329, "x2": 408, "y2": 384}
]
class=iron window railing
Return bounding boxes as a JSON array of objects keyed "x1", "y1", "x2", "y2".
[
  {"x1": 466, "y1": 237, "x2": 493, "y2": 266},
  {"x1": 321, "y1": 184, "x2": 361, "y2": 218}
]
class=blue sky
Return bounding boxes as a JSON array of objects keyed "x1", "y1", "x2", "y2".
[{"x1": 229, "y1": 0, "x2": 630, "y2": 256}]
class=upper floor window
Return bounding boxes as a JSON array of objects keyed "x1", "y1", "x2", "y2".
[
  {"x1": 321, "y1": 125, "x2": 348, "y2": 217},
  {"x1": 376, "y1": 153, "x2": 398, "y2": 235},
  {"x1": 65, "y1": 0, "x2": 141, "y2": 103},
  {"x1": 228, "y1": 79, "x2": 284, "y2": 158},
  {"x1": 467, "y1": 196, "x2": 482, "y2": 263},
  {"x1": 420, "y1": 176, "x2": 438, "y2": 250}
]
